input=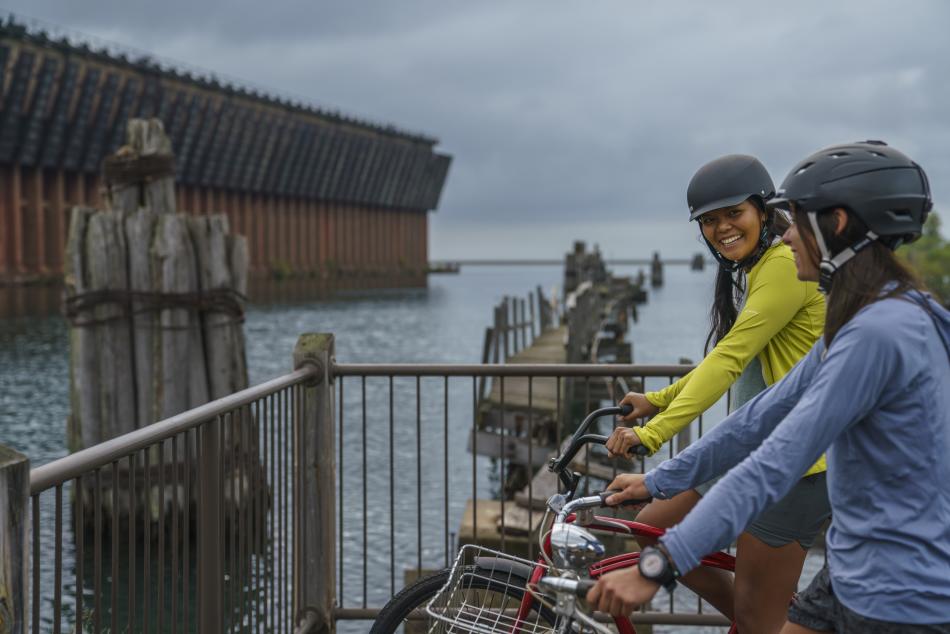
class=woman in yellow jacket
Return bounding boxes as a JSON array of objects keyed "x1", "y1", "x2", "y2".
[{"x1": 606, "y1": 154, "x2": 829, "y2": 634}]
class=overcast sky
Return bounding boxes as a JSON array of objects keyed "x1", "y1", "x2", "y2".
[{"x1": 5, "y1": 1, "x2": 949, "y2": 258}]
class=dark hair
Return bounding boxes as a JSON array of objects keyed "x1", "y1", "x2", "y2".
[
  {"x1": 704, "y1": 198, "x2": 790, "y2": 353},
  {"x1": 792, "y1": 207, "x2": 924, "y2": 346}
]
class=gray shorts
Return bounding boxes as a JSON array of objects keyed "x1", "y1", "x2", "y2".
[
  {"x1": 696, "y1": 471, "x2": 830, "y2": 549},
  {"x1": 789, "y1": 564, "x2": 950, "y2": 632}
]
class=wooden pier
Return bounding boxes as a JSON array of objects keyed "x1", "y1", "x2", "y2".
[{"x1": 460, "y1": 242, "x2": 648, "y2": 555}]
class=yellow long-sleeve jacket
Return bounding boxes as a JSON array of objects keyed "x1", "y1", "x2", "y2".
[{"x1": 635, "y1": 243, "x2": 828, "y2": 477}]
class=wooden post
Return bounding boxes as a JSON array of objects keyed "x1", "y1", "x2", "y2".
[
  {"x1": 651, "y1": 252, "x2": 664, "y2": 287},
  {"x1": 496, "y1": 303, "x2": 507, "y2": 362},
  {"x1": 528, "y1": 293, "x2": 536, "y2": 341},
  {"x1": 478, "y1": 327, "x2": 492, "y2": 401},
  {"x1": 536, "y1": 286, "x2": 547, "y2": 330},
  {"x1": 293, "y1": 334, "x2": 336, "y2": 633},
  {"x1": 519, "y1": 298, "x2": 528, "y2": 350},
  {"x1": 0, "y1": 444, "x2": 29, "y2": 634},
  {"x1": 502, "y1": 297, "x2": 511, "y2": 358},
  {"x1": 513, "y1": 298, "x2": 520, "y2": 352},
  {"x1": 66, "y1": 118, "x2": 250, "y2": 532}
]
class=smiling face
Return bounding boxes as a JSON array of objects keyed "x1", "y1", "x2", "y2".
[{"x1": 697, "y1": 199, "x2": 766, "y2": 262}]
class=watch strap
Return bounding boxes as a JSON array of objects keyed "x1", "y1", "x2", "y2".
[{"x1": 639, "y1": 545, "x2": 678, "y2": 592}]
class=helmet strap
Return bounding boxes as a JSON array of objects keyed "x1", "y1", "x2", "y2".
[{"x1": 807, "y1": 211, "x2": 879, "y2": 294}]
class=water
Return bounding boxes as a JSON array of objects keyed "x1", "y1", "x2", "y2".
[{"x1": 0, "y1": 265, "x2": 821, "y2": 632}]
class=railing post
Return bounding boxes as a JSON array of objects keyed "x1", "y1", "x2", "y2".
[
  {"x1": 0, "y1": 444, "x2": 29, "y2": 634},
  {"x1": 293, "y1": 334, "x2": 336, "y2": 633},
  {"x1": 502, "y1": 297, "x2": 511, "y2": 359},
  {"x1": 528, "y1": 293, "x2": 536, "y2": 340},
  {"x1": 198, "y1": 418, "x2": 223, "y2": 632}
]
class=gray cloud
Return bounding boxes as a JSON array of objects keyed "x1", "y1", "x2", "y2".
[{"x1": 6, "y1": 0, "x2": 949, "y2": 257}]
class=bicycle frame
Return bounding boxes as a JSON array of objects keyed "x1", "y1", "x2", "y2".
[
  {"x1": 512, "y1": 512, "x2": 736, "y2": 634},
  {"x1": 500, "y1": 404, "x2": 737, "y2": 633}
]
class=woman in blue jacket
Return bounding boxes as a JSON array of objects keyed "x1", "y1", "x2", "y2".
[{"x1": 589, "y1": 141, "x2": 950, "y2": 633}]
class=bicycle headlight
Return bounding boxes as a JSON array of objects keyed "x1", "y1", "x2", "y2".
[{"x1": 550, "y1": 524, "x2": 605, "y2": 570}]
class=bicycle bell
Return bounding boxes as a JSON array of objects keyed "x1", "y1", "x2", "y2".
[{"x1": 550, "y1": 524, "x2": 605, "y2": 570}]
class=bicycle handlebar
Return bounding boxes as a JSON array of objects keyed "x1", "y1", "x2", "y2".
[
  {"x1": 557, "y1": 491, "x2": 653, "y2": 522},
  {"x1": 549, "y1": 404, "x2": 648, "y2": 489},
  {"x1": 582, "y1": 434, "x2": 650, "y2": 457},
  {"x1": 597, "y1": 489, "x2": 652, "y2": 507},
  {"x1": 538, "y1": 575, "x2": 596, "y2": 598}
]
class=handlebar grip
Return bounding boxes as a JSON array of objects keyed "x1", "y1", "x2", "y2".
[
  {"x1": 630, "y1": 444, "x2": 649, "y2": 457},
  {"x1": 619, "y1": 403, "x2": 633, "y2": 417},
  {"x1": 598, "y1": 489, "x2": 653, "y2": 507},
  {"x1": 574, "y1": 579, "x2": 596, "y2": 598}
]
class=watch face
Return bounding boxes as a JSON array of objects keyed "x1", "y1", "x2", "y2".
[{"x1": 639, "y1": 551, "x2": 665, "y2": 577}]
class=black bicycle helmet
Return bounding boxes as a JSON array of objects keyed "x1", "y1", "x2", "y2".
[
  {"x1": 768, "y1": 140, "x2": 932, "y2": 292},
  {"x1": 687, "y1": 154, "x2": 777, "y2": 271},
  {"x1": 687, "y1": 154, "x2": 775, "y2": 220}
]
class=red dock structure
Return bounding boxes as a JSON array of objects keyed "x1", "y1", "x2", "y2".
[{"x1": 0, "y1": 18, "x2": 451, "y2": 284}]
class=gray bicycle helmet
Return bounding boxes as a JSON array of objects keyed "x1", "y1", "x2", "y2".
[
  {"x1": 767, "y1": 140, "x2": 932, "y2": 292},
  {"x1": 687, "y1": 154, "x2": 777, "y2": 271}
]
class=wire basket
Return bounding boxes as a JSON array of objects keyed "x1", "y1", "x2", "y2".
[{"x1": 424, "y1": 545, "x2": 565, "y2": 634}]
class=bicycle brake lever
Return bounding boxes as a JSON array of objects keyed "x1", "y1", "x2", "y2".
[{"x1": 547, "y1": 492, "x2": 569, "y2": 514}]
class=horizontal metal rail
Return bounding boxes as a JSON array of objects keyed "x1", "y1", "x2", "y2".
[
  {"x1": 332, "y1": 362, "x2": 694, "y2": 378},
  {"x1": 30, "y1": 366, "x2": 317, "y2": 493},
  {"x1": 429, "y1": 259, "x2": 707, "y2": 266}
]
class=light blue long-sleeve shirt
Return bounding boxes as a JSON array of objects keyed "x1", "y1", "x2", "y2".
[{"x1": 646, "y1": 291, "x2": 950, "y2": 624}]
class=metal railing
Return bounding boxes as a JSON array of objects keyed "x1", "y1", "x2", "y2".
[
  {"x1": 330, "y1": 359, "x2": 731, "y2": 629},
  {"x1": 3, "y1": 333, "x2": 734, "y2": 632},
  {"x1": 20, "y1": 353, "x2": 329, "y2": 633}
]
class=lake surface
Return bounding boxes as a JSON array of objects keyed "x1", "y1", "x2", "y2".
[{"x1": 0, "y1": 263, "x2": 820, "y2": 633}]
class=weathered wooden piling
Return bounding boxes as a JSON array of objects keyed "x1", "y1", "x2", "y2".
[
  {"x1": 564, "y1": 240, "x2": 608, "y2": 296},
  {"x1": 651, "y1": 251, "x2": 664, "y2": 287},
  {"x1": 0, "y1": 445, "x2": 28, "y2": 634},
  {"x1": 64, "y1": 118, "x2": 251, "y2": 527},
  {"x1": 66, "y1": 119, "x2": 249, "y2": 438}
]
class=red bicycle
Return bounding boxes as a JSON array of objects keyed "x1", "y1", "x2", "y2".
[{"x1": 371, "y1": 405, "x2": 738, "y2": 634}]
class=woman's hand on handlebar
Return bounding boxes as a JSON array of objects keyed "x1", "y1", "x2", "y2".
[
  {"x1": 586, "y1": 566, "x2": 660, "y2": 618},
  {"x1": 605, "y1": 426, "x2": 643, "y2": 458},
  {"x1": 603, "y1": 473, "x2": 651, "y2": 506},
  {"x1": 617, "y1": 392, "x2": 659, "y2": 422}
]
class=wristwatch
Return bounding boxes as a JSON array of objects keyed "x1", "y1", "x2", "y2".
[{"x1": 637, "y1": 545, "x2": 678, "y2": 592}]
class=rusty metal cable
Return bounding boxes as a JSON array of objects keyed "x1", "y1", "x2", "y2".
[{"x1": 63, "y1": 288, "x2": 246, "y2": 329}]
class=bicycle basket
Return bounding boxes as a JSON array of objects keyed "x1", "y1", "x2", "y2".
[{"x1": 424, "y1": 545, "x2": 566, "y2": 633}]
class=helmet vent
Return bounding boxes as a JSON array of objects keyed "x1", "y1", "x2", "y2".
[
  {"x1": 886, "y1": 209, "x2": 913, "y2": 220},
  {"x1": 829, "y1": 152, "x2": 850, "y2": 158},
  {"x1": 794, "y1": 162, "x2": 814, "y2": 175},
  {"x1": 868, "y1": 150, "x2": 886, "y2": 157}
]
